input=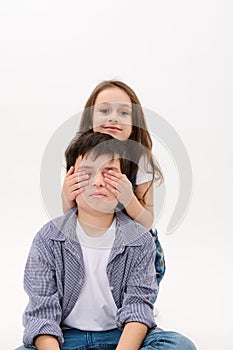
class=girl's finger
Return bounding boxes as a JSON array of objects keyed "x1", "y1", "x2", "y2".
[
  {"x1": 106, "y1": 184, "x2": 118, "y2": 197},
  {"x1": 66, "y1": 166, "x2": 75, "y2": 177},
  {"x1": 71, "y1": 187, "x2": 85, "y2": 200},
  {"x1": 106, "y1": 170, "x2": 124, "y2": 180},
  {"x1": 66, "y1": 170, "x2": 87, "y2": 181},
  {"x1": 104, "y1": 177, "x2": 119, "y2": 190},
  {"x1": 77, "y1": 173, "x2": 89, "y2": 183},
  {"x1": 67, "y1": 173, "x2": 89, "y2": 185},
  {"x1": 71, "y1": 180, "x2": 89, "y2": 191}
]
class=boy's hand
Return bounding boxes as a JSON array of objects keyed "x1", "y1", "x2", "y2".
[
  {"x1": 116, "y1": 322, "x2": 148, "y2": 350},
  {"x1": 104, "y1": 170, "x2": 134, "y2": 207},
  {"x1": 62, "y1": 166, "x2": 89, "y2": 211},
  {"x1": 35, "y1": 335, "x2": 60, "y2": 350}
]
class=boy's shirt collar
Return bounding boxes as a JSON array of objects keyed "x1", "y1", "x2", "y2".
[{"x1": 49, "y1": 207, "x2": 147, "y2": 248}]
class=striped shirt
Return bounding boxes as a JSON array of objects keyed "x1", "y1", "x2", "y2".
[{"x1": 23, "y1": 209, "x2": 158, "y2": 348}]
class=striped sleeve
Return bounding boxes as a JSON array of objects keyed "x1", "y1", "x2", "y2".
[
  {"x1": 116, "y1": 235, "x2": 158, "y2": 329},
  {"x1": 23, "y1": 226, "x2": 63, "y2": 348}
]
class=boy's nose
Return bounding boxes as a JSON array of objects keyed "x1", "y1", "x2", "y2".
[{"x1": 93, "y1": 172, "x2": 105, "y2": 187}]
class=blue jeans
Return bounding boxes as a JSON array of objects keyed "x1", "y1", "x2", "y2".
[
  {"x1": 16, "y1": 327, "x2": 196, "y2": 350},
  {"x1": 151, "y1": 229, "x2": 165, "y2": 286}
]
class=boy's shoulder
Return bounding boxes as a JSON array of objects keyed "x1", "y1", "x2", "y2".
[
  {"x1": 115, "y1": 211, "x2": 154, "y2": 247},
  {"x1": 36, "y1": 207, "x2": 77, "y2": 243}
]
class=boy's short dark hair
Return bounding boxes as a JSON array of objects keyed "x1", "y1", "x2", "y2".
[{"x1": 65, "y1": 130, "x2": 130, "y2": 177}]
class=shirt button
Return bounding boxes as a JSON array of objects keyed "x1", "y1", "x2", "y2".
[{"x1": 109, "y1": 286, "x2": 114, "y2": 290}]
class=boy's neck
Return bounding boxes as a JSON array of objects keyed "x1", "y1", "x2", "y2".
[{"x1": 77, "y1": 209, "x2": 115, "y2": 237}]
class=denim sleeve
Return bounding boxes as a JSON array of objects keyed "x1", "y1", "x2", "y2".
[
  {"x1": 22, "y1": 225, "x2": 63, "y2": 348},
  {"x1": 116, "y1": 235, "x2": 158, "y2": 329}
]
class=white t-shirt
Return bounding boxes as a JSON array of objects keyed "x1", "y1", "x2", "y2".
[
  {"x1": 62, "y1": 219, "x2": 117, "y2": 331},
  {"x1": 135, "y1": 154, "x2": 154, "y2": 185}
]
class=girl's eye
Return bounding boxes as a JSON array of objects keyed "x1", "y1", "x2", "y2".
[
  {"x1": 100, "y1": 109, "x2": 109, "y2": 114},
  {"x1": 119, "y1": 111, "x2": 129, "y2": 116}
]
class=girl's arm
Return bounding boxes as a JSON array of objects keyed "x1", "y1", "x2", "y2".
[
  {"x1": 128, "y1": 181, "x2": 154, "y2": 230},
  {"x1": 116, "y1": 322, "x2": 148, "y2": 350},
  {"x1": 104, "y1": 170, "x2": 154, "y2": 231}
]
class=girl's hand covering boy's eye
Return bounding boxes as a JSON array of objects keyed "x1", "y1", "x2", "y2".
[
  {"x1": 104, "y1": 170, "x2": 134, "y2": 207},
  {"x1": 62, "y1": 166, "x2": 90, "y2": 202}
]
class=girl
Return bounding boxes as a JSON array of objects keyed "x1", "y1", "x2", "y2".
[{"x1": 62, "y1": 80, "x2": 165, "y2": 286}]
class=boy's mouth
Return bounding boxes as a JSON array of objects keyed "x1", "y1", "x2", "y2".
[{"x1": 90, "y1": 192, "x2": 107, "y2": 198}]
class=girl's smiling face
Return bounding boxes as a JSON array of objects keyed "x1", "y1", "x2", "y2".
[{"x1": 93, "y1": 87, "x2": 132, "y2": 141}]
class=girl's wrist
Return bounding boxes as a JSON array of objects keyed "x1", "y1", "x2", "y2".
[
  {"x1": 123, "y1": 193, "x2": 139, "y2": 211},
  {"x1": 62, "y1": 194, "x2": 76, "y2": 214}
]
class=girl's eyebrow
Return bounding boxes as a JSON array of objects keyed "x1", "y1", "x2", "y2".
[
  {"x1": 96, "y1": 102, "x2": 111, "y2": 107},
  {"x1": 118, "y1": 103, "x2": 131, "y2": 108},
  {"x1": 117, "y1": 104, "x2": 132, "y2": 112},
  {"x1": 97, "y1": 102, "x2": 131, "y2": 109}
]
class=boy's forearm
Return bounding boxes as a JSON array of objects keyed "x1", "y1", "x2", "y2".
[
  {"x1": 34, "y1": 334, "x2": 60, "y2": 350},
  {"x1": 116, "y1": 322, "x2": 148, "y2": 350}
]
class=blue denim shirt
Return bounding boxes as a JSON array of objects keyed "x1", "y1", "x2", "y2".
[{"x1": 23, "y1": 209, "x2": 158, "y2": 348}]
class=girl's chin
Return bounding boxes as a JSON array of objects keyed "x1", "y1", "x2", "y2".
[{"x1": 102, "y1": 130, "x2": 126, "y2": 141}]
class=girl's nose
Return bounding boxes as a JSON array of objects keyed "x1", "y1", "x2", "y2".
[{"x1": 107, "y1": 111, "x2": 119, "y2": 123}]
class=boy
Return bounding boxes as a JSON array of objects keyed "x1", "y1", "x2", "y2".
[{"x1": 18, "y1": 131, "x2": 196, "y2": 350}]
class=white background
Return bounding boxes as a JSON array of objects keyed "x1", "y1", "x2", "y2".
[{"x1": 0, "y1": 1, "x2": 233, "y2": 349}]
